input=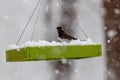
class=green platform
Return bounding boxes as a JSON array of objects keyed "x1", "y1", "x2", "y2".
[{"x1": 6, "y1": 44, "x2": 102, "y2": 62}]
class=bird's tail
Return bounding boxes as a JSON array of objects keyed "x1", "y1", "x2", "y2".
[{"x1": 73, "y1": 37, "x2": 77, "y2": 40}]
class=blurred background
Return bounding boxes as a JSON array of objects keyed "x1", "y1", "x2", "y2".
[{"x1": 0, "y1": 0, "x2": 119, "y2": 80}]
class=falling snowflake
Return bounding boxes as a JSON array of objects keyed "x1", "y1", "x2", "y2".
[
  {"x1": 61, "y1": 59, "x2": 67, "y2": 64},
  {"x1": 56, "y1": 3, "x2": 60, "y2": 7},
  {"x1": 105, "y1": 0, "x2": 111, "y2": 3},
  {"x1": 74, "y1": 69, "x2": 79, "y2": 73},
  {"x1": 114, "y1": 9, "x2": 120, "y2": 14},
  {"x1": 55, "y1": 69, "x2": 60, "y2": 74},
  {"x1": 17, "y1": 48, "x2": 20, "y2": 52},
  {"x1": 45, "y1": 6, "x2": 49, "y2": 12},
  {"x1": 105, "y1": 26, "x2": 107, "y2": 30},
  {"x1": 107, "y1": 30, "x2": 117, "y2": 38},
  {"x1": 107, "y1": 39, "x2": 111, "y2": 43},
  {"x1": 3, "y1": 16, "x2": 9, "y2": 20}
]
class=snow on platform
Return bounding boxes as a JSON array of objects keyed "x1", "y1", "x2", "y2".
[{"x1": 8, "y1": 39, "x2": 96, "y2": 50}]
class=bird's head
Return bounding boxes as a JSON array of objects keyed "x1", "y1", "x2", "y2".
[{"x1": 56, "y1": 26, "x2": 63, "y2": 30}]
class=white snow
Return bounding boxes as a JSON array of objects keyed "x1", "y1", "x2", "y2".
[
  {"x1": 105, "y1": 0, "x2": 111, "y2": 3},
  {"x1": 56, "y1": 3, "x2": 60, "y2": 7},
  {"x1": 107, "y1": 30, "x2": 117, "y2": 38},
  {"x1": 45, "y1": 6, "x2": 49, "y2": 12},
  {"x1": 74, "y1": 69, "x2": 79, "y2": 73},
  {"x1": 107, "y1": 39, "x2": 111, "y2": 43},
  {"x1": 55, "y1": 69, "x2": 60, "y2": 74},
  {"x1": 114, "y1": 8, "x2": 120, "y2": 14},
  {"x1": 3, "y1": 16, "x2": 9, "y2": 20},
  {"x1": 8, "y1": 38, "x2": 97, "y2": 50},
  {"x1": 61, "y1": 59, "x2": 68, "y2": 64}
]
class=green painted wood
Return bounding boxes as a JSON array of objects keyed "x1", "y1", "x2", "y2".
[{"x1": 6, "y1": 44, "x2": 102, "y2": 62}]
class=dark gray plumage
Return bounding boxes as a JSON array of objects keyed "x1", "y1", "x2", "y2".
[{"x1": 56, "y1": 26, "x2": 77, "y2": 41}]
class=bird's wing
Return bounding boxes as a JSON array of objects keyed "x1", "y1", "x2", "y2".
[{"x1": 64, "y1": 32, "x2": 77, "y2": 40}]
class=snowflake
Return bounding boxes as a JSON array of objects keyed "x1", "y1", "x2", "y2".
[
  {"x1": 107, "y1": 30, "x2": 117, "y2": 38},
  {"x1": 3, "y1": 16, "x2": 9, "y2": 20},
  {"x1": 114, "y1": 9, "x2": 120, "y2": 14}
]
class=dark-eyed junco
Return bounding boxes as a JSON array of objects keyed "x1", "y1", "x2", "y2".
[{"x1": 56, "y1": 26, "x2": 77, "y2": 42}]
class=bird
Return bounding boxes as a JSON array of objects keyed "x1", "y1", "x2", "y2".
[{"x1": 56, "y1": 26, "x2": 77, "y2": 42}]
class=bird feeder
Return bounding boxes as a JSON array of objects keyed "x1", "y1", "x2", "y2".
[
  {"x1": 6, "y1": 0, "x2": 102, "y2": 62},
  {"x1": 6, "y1": 44, "x2": 102, "y2": 62},
  {"x1": 6, "y1": 40, "x2": 102, "y2": 62}
]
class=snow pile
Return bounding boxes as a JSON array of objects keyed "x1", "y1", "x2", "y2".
[{"x1": 9, "y1": 38, "x2": 97, "y2": 50}]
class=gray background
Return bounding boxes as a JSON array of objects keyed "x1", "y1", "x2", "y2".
[{"x1": 0, "y1": 0, "x2": 106, "y2": 80}]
